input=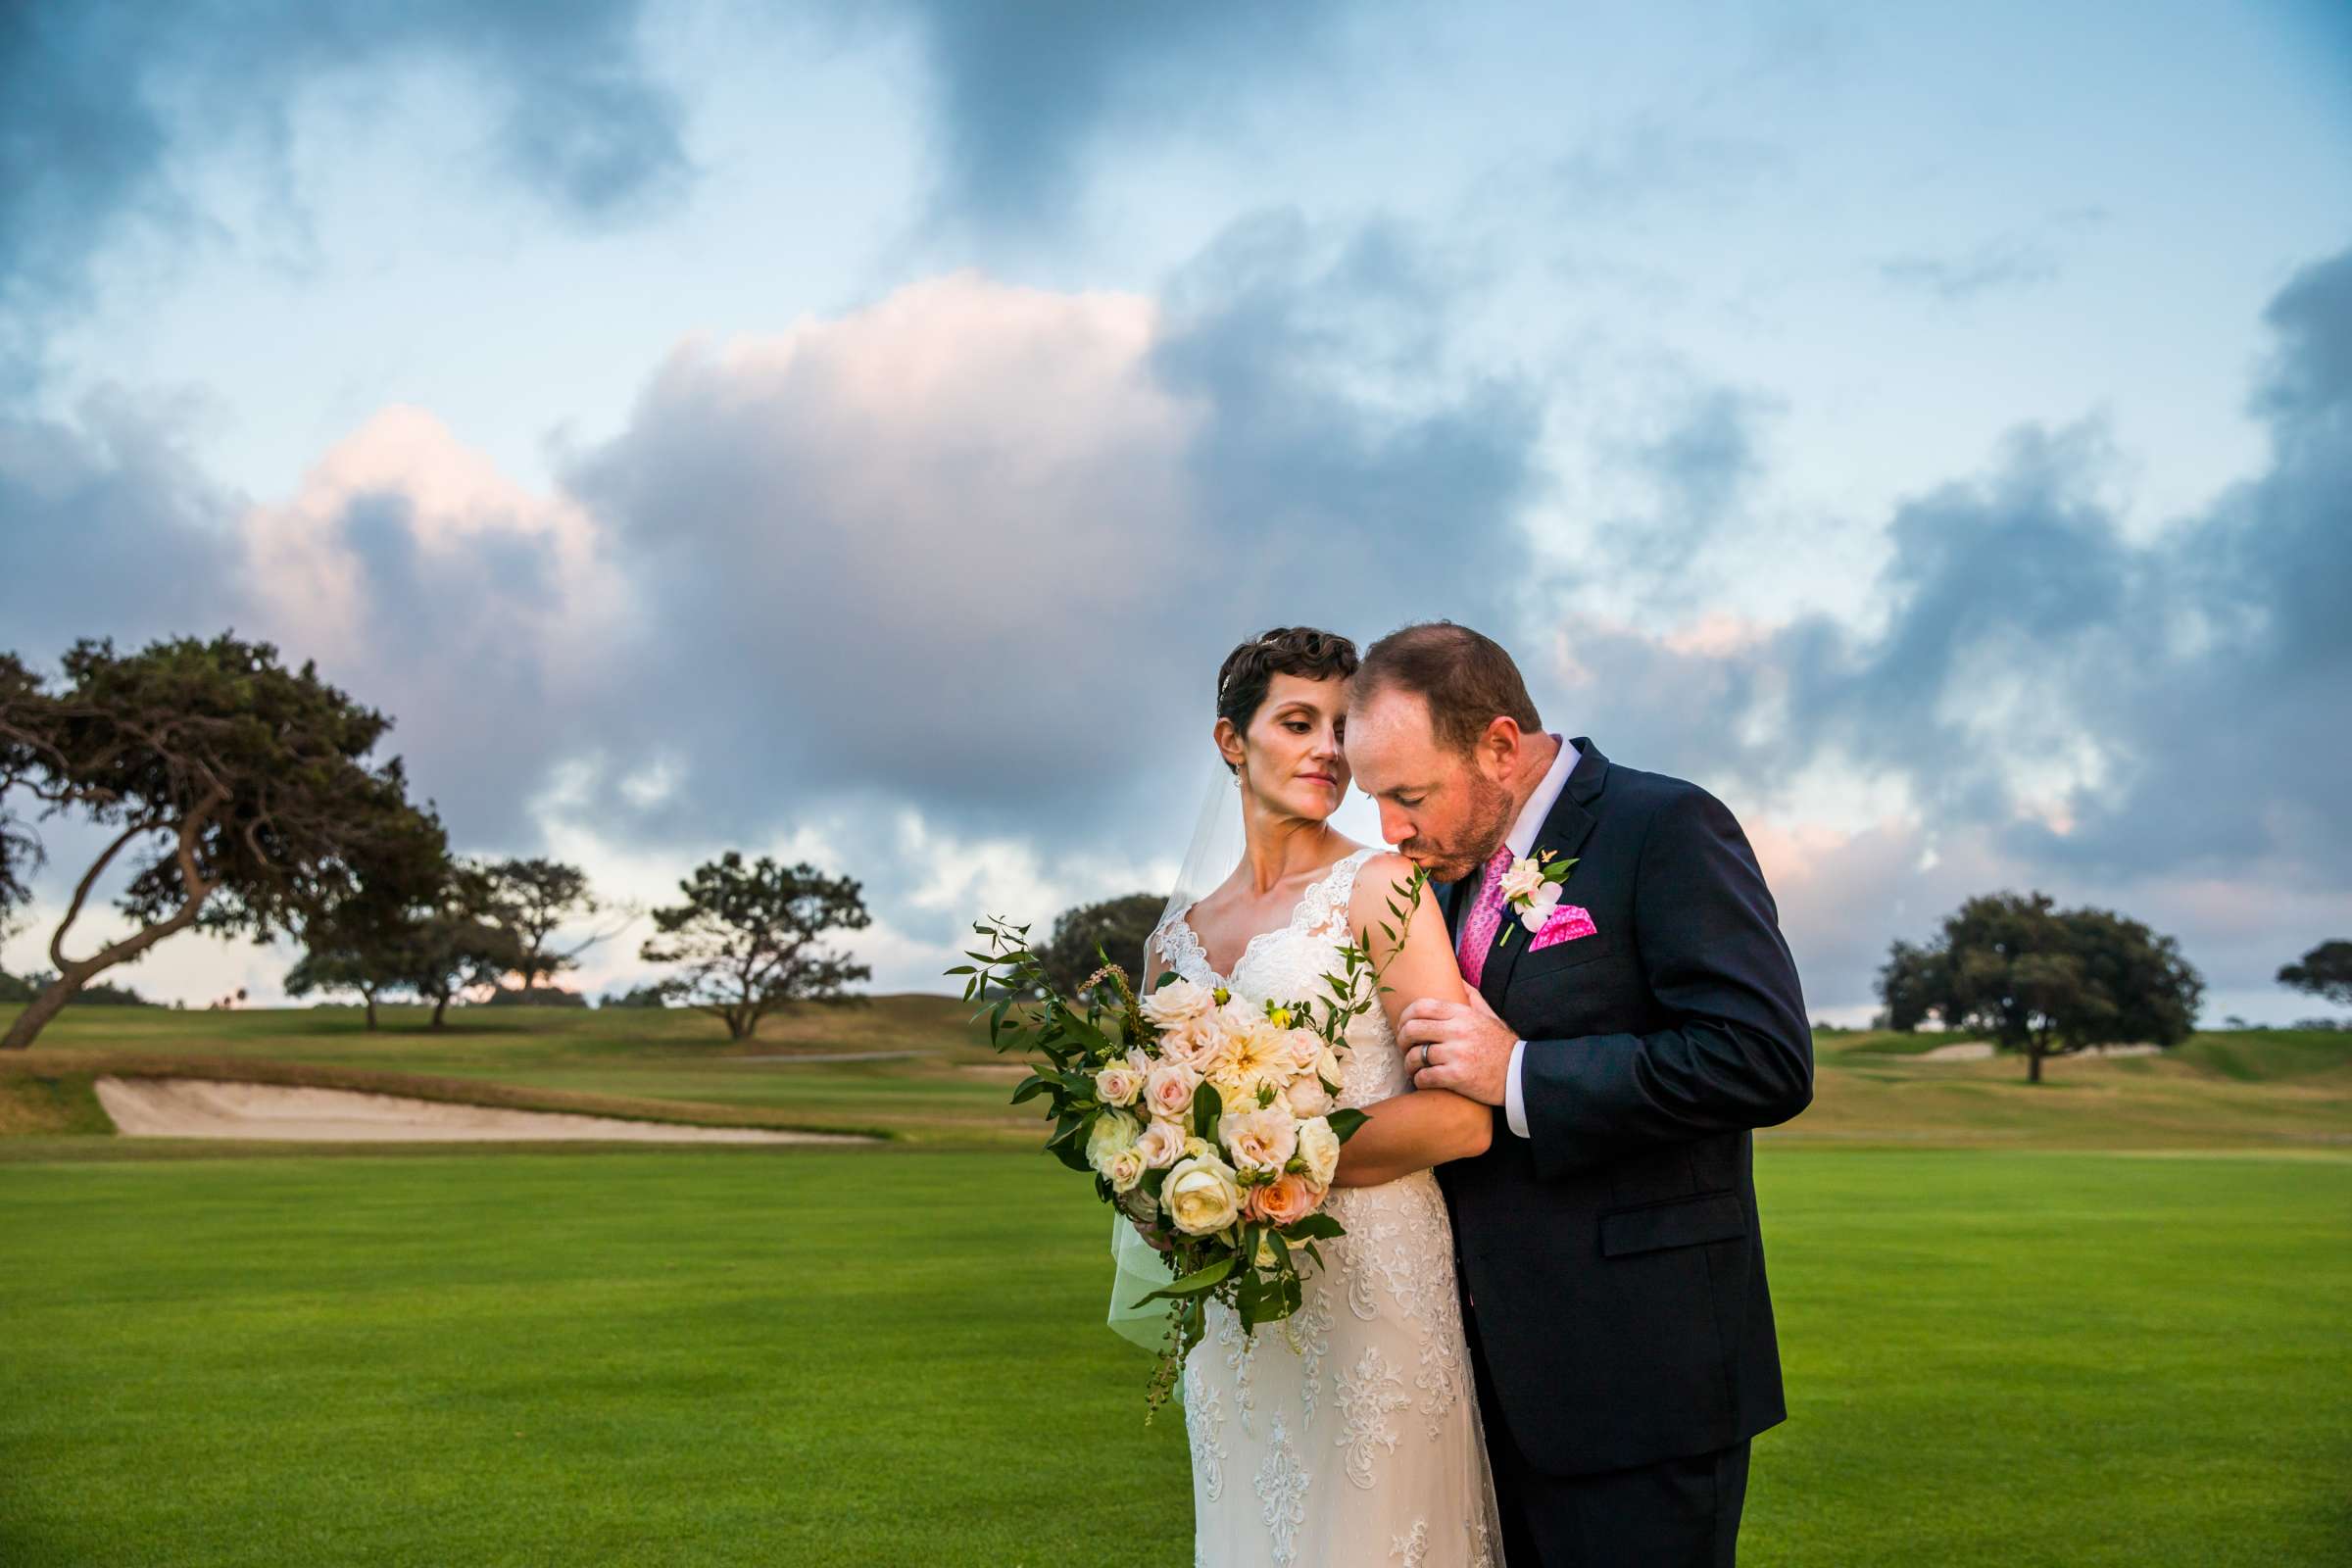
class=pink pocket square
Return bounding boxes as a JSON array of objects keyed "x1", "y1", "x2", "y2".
[{"x1": 1529, "y1": 905, "x2": 1597, "y2": 952}]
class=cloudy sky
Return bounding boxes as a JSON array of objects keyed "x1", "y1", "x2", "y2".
[{"x1": 4, "y1": 0, "x2": 2349, "y2": 1024}]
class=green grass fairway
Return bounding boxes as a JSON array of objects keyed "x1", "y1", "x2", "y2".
[{"x1": 3, "y1": 1147, "x2": 2346, "y2": 1566}]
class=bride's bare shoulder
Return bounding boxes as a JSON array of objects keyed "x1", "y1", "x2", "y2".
[{"x1": 1346, "y1": 850, "x2": 1427, "y2": 920}]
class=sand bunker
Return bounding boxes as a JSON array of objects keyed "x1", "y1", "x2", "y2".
[
  {"x1": 1918, "y1": 1041, "x2": 2162, "y2": 1062},
  {"x1": 94, "y1": 1076, "x2": 869, "y2": 1145}
]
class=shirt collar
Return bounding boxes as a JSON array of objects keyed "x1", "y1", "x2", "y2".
[{"x1": 1504, "y1": 733, "x2": 1580, "y2": 862}]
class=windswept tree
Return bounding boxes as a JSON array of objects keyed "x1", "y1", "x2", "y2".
[
  {"x1": 1, "y1": 655, "x2": 49, "y2": 933},
  {"x1": 0, "y1": 634, "x2": 447, "y2": 1050},
  {"x1": 482, "y1": 857, "x2": 639, "y2": 994},
  {"x1": 2278, "y1": 941, "x2": 2352, "y2": 1011},
  {"x1": 641, "y1": 852, "x2": 871, "y2": 1041},
  {"x1": 1875, "y1": 891, "x2": 2203, "y2": 1081},
  {"x1": 1036, "y1": 892, "x2": 1166, "y2": 1000}
]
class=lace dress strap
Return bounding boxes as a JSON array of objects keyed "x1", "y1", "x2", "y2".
[
  {"x1": 1148, "y1": 906, "x2": 1202, "y2": 986},
  {"x1": 1299, "y1": 846, "x2": 1380, "y2": 942}
]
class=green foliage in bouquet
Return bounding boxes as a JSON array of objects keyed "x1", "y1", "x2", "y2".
[{"x1": 950, "y1": 864, "x2": 1429, "y2": 1413}]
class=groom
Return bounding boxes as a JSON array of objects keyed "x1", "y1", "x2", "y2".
[{"x1": 1345, "y1": 620, "x2": 1813, "y2": 1567}]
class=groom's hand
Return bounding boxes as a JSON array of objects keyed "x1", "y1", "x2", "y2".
[{"x1": 1400, "y1": 988, "x2": 1515, "y2": 1105}]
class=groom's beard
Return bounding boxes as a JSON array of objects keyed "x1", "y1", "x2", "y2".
[{"x1": 1407, "y1": 770, "x2": 1515, "y2": 883}]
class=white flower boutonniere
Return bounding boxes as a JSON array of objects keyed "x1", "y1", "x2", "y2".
[{"x1": 1495, "y1": 849, "x2": 1578, "y2": 949}]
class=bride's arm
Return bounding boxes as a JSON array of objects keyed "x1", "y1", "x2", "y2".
[{"x1": 1330, "y1": 855, "x2": 1494, "y2": 1188}]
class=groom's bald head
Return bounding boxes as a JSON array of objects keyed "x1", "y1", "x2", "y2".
[{"x1": 1345, "y1": 621, "x2": 1544, "y2": 881}]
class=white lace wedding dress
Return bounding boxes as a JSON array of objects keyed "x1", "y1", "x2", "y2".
[{"x1": 1150, "y1": 847, "x2": 1503, "y2": 1568}]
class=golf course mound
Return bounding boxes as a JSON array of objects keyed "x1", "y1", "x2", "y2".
[{"x1": 93, "y1": 1075, "x2": 871, "y2": 1145}]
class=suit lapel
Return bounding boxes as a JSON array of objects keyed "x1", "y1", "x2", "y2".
[{"x1": 1476, "y1": 738, "x2": 1609, "y2": 1011}]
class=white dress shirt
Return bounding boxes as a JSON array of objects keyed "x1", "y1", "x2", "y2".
[{"x1": 1496, "y1": 734, "x2": 1580, "y2": 1139}]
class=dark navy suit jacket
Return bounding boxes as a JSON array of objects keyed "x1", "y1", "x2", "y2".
[{"x1": 1433, "y1": 736, "x2": 1812, "y2": 1475}]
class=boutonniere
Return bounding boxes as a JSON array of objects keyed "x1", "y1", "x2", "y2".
[{"x1": 1494, "y1": 849, "x2": 1578, "y2": 948}]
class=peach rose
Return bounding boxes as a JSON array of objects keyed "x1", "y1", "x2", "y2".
[{"x1": 1246, "y1": 1172, "x2": 1322, "y2": 1228}]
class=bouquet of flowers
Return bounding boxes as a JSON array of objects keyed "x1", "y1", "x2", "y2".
[{"x1": 952, "y1": 866, "x2": 1428, "y2": 1410}]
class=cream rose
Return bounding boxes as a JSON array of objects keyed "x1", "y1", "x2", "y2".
[
  {"x1": 1281, "y1": 1027, "x2": 1323, "y2": 1074},
  {"x1": 1297, "y1": 1116, "x2": 1341, "y2": 1186},
  {"x1": 1136, "y1": 1119, "x2": 1187, "y2": 1170},
  {"x1": 1140, "y1": 976, "x2": 1215, "y2": 1027},
  {"x1": 1220, "y1": 1105, "x2": 1301, "y2": 1173},
  {"x1": 1164, "y1": 1154, "x2": 1244, "y2": 1236},
  {"x1": 1102, "y1": 1147, "x2": 1148, "y2": 1193},
  {"x1": 1086, "y1": 1111, "x2": 1140, "y2": 1176},
  {"x1": 1095, "y1": 1062, "x2": 1143, "y2": 1107},
  {"x1": 1144, "y1": 1062, "x2": 1200, "y2": 1119},
  {"x1": 1284, "y1": 1075, "x2": 1335, "y2": 1118},
  {"x1": 1315, "y1": 1046, "x2": 1345, "y2": 1086}
]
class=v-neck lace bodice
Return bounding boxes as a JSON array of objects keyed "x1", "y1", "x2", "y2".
[{"x1": 1152, "y1": 847, "x2": 1376, "y2": 993}]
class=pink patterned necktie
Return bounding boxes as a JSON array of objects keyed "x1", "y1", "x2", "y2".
[{"x1": 1454, "y1": 845, "x2": 1515, "y2": 988}]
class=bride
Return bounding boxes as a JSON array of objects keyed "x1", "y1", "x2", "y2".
[{"x1": 1136, "y1": 626, "x2": 1505, "y2": 1568}]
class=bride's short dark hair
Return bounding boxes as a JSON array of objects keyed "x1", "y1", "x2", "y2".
[{"x1": 1215, "y1": 627, "x2": 1358, "y2": 771}]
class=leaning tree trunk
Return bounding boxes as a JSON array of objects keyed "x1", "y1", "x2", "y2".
[
  {"x1": 2027, "y1": 1044, "x2": 2044, "y2": 1084},
  {"x1": 431, "y1": 992, "x2": 450, "y2": 1029},
  {"x1": 2, "y1": 969, "x2": 92, "y2": 1051},
  {"x1": 0, "y1": 797, "x2": 222, "y2": 1051},
  {"x1": 364, "y1": 989, "x2": 379, "y2": 1031}
]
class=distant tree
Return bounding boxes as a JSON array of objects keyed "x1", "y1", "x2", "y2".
[
  {"x1": 481, "y1": 858, "x2": 639, "y2": 993},
  {"x1": 1874, "y1": 891, "x2": 2203, "y2": 1082},
  {"x1": 2278, "y1": 941, "x2": 2352, "y2": 1010},
  {"x1": 396, "y1": 862, "x2": 527, "y2": 1030},
  {"x1": 641, "y1": 852, "x2": 871, "y2": 1041},
  {"x1": 0, "y1": 634, "x2": 448, "y2": 1050},
  {"x1": 1037, "y1": 892, "x2": 1166, "y2": 999},
  {"x1": 479, "y1": 985, "x2": 589, "y2": 1007},
  {"x1": 1876, "y1": 938, "x2": 1946, "y2": 1032},
  {"x1": 282, "y1": 871, "x2": 436, "y2": 1030},
  {"x1": 597, "y1": 982, "x2": 672, "y2": 1009},
  {"x1": 2, "y1": 966, "x2": 59, "y2": 1003},
  {"x1": 73, "y1": 976, "x2": 161, "y2": 1006},
  {"x1": 284, "y1": 943, "x2": 407, "y2": 1028}
]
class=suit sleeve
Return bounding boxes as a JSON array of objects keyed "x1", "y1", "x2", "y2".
[{"x1": 1519, "y1": 784, "x2": 1813, "y2": 1178}]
